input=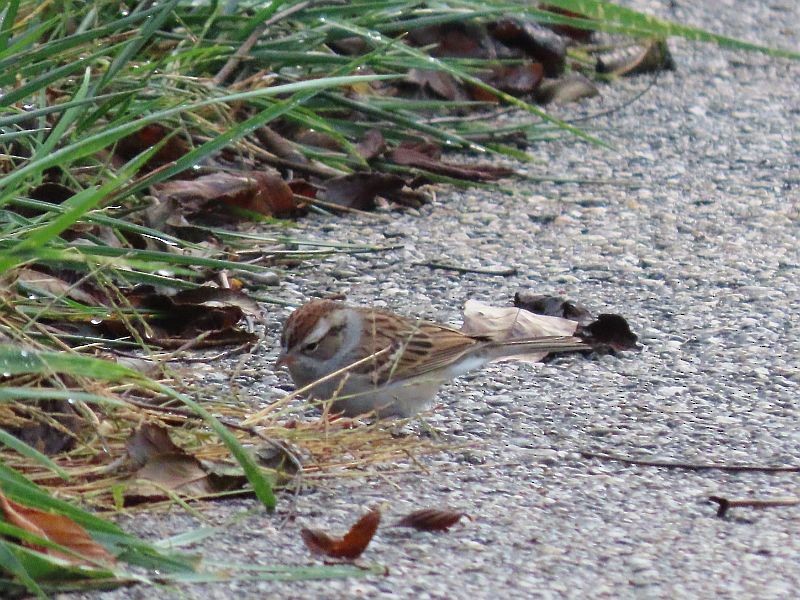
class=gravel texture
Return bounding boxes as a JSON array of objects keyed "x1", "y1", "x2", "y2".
[{"x1": 62, "y1": 1, "x2": 799, "y2": 598}]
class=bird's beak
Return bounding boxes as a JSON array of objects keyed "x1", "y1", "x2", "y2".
[{"x1": 276, "y1": 352, "x2": 293, "y2": 369}]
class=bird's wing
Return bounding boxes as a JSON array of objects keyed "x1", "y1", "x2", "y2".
[{"x1": 356, "y1": 310, "x2": 479, "y2": 384}]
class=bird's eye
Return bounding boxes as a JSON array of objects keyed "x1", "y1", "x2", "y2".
[{"x1": 302, "y1": 341, "x2": 319, "y2": 353}]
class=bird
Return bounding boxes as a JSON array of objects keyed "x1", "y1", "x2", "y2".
[{"x1": 277, "y1": 298, "x2": 589, "y2": 418}]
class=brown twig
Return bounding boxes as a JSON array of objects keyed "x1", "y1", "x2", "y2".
[
  {"x1": 414, "y1": 262, "x2": 518, "y2": 277},
  {"x1": 581, "y1": 451, "x2": 800, "y2": 473},
  {"x1": 293, "y1": 193, "x2": 385, "y2": 217},
  {"x1": 213, "y1": 1, "x2": 311, "y2": 86},
  {"x1": 708, "y1": 496, "x2": 800, "y2": 518}
]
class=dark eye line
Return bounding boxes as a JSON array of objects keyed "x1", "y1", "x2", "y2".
[{"x1": 300, "y1": 323, "x2": 344, "y2": 353}]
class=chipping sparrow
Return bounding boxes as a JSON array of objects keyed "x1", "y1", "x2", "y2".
[{"x1": 277, "y1": 299, "x2": 589, "y2": 417}]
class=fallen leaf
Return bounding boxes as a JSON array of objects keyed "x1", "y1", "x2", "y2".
[
  {"x1": 254, "y1": 126, "x2": 308, "y2": 163},
  {"x1": 151, "y1": 170, "x2": 297, "y2": 220},
  {"x1": 294, "y1": 129, "x2": 343, "y2": 152},
  {"x1": 301, "y1": 509, "x2": 381, "y2": 559},
  {"x1": 406, "y1": 69, "x2": 468, "y2": 101},
  {"x1": 125, "y1": 422, "x2": 183, "y2": 467},
  {"x1": 115, "y1": 124, "x2": 190, "y2": 172},
  {"x1": 395, "y1": 508, "x2": 466, "y2": 532},
  {"x1": 124, "y1": 424, "x2": 247, "y2": 503},
  {"x1": 101, "y1": 286, "x2": 259, "y2": 350},
  {"x1": 329, "y1": 36, "x2": 368, "y2": 56},
  {"x1": 356, "y1": 129, "x2": 387, "y2": 160},
  {"x1": 595, "y1": 39, "x2": 675, "y2": 76},
  {"x1": 0, "y1": 490, "x2": 115, "y2": 565},
  {"x1": 539, "y1": 5, "x2": 595, "y2": 42},
  {"x1": 461, "y1": 299, "x2": 577, "y2": 363},
  {"x1": 321, "y1": 172, "x2": 407, "y2": 210},
  {"x1": 513, "y1": 292, "x2": 594, "y2": 325},
  {"x1": 407, "y1": 23, "x2": 487, "y2": 58},
  {"x1": 488, "y1": 19, "x2": 566, "y2": 77},
  {"x1": 577, "y1": 313, "x2": 639, "y2": 352},
  {"x1": 481, "y1": 62, "x2": 544, "y2": 97},
  {"x1": 14, "y1": 267, "x2": 101, "y2": 306},
  {"x1": 535, "y1": 74, "x2": 600, "y2": 105},
  {"x1": 288, "y1": 178, "x2": 319, "y2": 200}
]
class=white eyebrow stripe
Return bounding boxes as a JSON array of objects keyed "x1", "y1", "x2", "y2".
[{"x1": 304, "y1": 318, "x2": 331, "y2": 345}]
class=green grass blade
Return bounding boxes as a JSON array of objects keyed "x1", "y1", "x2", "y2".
[
  {"x1": 92, "y1": 0, "x2": 180, "y2": 94},
  {"x1": 0, "y1": 539, "x2": 45, "y2": 599}
]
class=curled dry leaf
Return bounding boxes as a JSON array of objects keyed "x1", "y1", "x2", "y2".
[
  {"x1": 487, "y1": 19, "x2": 566, "y2": 77},
  {"x1": 461, "y1": 299, "x2": 577, "y2": 363},
  {"x1": 321, "y1": 172, "x2": 410, "y2": 210},
  {"x1": 125, "y1": 422, "x2": 183, "y2": 467},
  {"x1": 101, "y1": 286, "x2": 260, "y2": 350},
  {"x1": 578, "y1": 314, "x2": 639, "y2": 352},
  {"x1": 535, "y1": 74, "x2": 600, "y2": 106},
  {"x1": 356, "y1": 129, "x2": 387, "y2": 160},
  {"x1": 301, "y1": 509, "x2": 381, "y2": 560},
  {"x1": 0, "y1": 491, "x2": 115, "y2": 565},
  {"x1": 483, "y1": 62, "x2": 544, "y2": 97},
  {"x1": 395, "y1": 508, "x2": 466, "y2": 532},
  {"x1": 513, "y1": 292, "x2": 594, "y2": 325},
  {"x1": 595, "y1": 40, "x2": 675, "y2": 76},
  {"x1": 151, "y1": 170, "x2": 297, "y2": 220},
  {"x1": 124, "y1": 424, "x2": 247, "y2": 504}
]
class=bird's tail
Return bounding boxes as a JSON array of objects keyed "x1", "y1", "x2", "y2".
[{"x1": 485, "y1": 336, "x2": 589, "y2": 362}]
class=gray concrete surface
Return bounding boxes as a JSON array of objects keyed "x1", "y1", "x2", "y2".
[{"x1": 63, "y1": 1, "x2": 800, "y2": 598}]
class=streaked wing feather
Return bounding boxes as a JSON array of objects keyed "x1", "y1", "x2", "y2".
[{"x1": 355, "y1": 310, "x2": 478, "y2": 384}]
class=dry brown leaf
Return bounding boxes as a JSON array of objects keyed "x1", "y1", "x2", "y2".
[
  {"x1": 487, "y1": 19, "x2": 566, "y2": 77},
  {"x1": 356, "y1": 129, "x2": 387, "y2": 160},
  {"x1": 301, "y1": 509, "x2": 381, "y2": 559},
  {"x1": 125, "y1": 422, "x2": 183, "y2": 467},
  {"x1": 124, "y1": 424, "x2": 247, "y2": 503},
  {"x1": 461, "y1": 299, "x2": 577, "y2": 363},
  {"x1": 115, "y1": 124, "x2": 190, "y2": 172},
  {"x1": 483, "y1": 62, "x2": 544, "y2": 96},
  {"x1": 407, "y1": 23, "x2": 488, "y2": 58},
  {"x1": 100, "y1": 286, "x2": 259, "y2": 350},
  {"x1": 0, "y1": 491, "x2": 115, "y2": 565},
  {"x1": 406, "y1": 69, "x2": 467, "y2": 101},
  {"x1": 595, "y1": 40, "x2": 675, "y2": 76},
  {"x1": 395, "y1": 508, "x2": 466, "y2": 532},
  {"x1": 321, "y1": 172, "x2": 407, "y2": 210},
  {"x1": 151, "y1": 171, "x2": 297, "y2": 219},
  {"x1": 534, "y1": 74, "x2": 600, "y2": 106}
]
